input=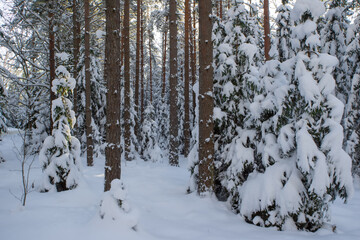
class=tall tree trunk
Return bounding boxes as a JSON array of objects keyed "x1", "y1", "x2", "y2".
[
  {"x1": 198, "y1": 0, "x2": 214, "y2": 194},
  {"x1": 161, "y1": 18, "x2": 168, "y2": 99},
  {"x1": 85, "y1": 0, "x2": 93, "y2": 166},
  {"x1": 72, "y1": 0, "x2": 80, "y2": 131},
  {"x1": 104, "y1": 0, "x2": 121, "y2": 191},
  {"x1": 49, "y1": 0, "x2": 55, "y2": 134},
  {"x1": 169, "y1": 0, "x2": 179, "y2": 166},
  {"x1": 135, "y1": 0, "x2": 141, "y2": 138},
  {"x1": 184, "y1": 0, "x2": 190, "y2": 157},
  {"x1": 192, "y1": 0, "x2": 197, "y2": 117},
  {"x1": 264, "y1": 0, "x2": 271, "y2": 61},
  {"x1": 124, "y1": 0, "x2": 132, "y2": 162}
]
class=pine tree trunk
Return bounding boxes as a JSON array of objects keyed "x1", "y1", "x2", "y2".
[
  {"x1": 169, "y1": 0, "x2": 179, "y2": 166},
  {"x1": 123, "y1": 0, "x2": 132, "y2": 162},
  {"x1": 104, "y1": 0, "x2": 121, "y2": 191},
  {"x1": 135, "y1": 0, "x2": 141, "y2": 138},
  {"x1": 198, "y1": 0, "x2": 214, "y2": 194},
  {"x1": 219, "y1": 0, "x2": 223, "y2": 19},
  {"x1": 264, "y1": 0, "x2": 271, "y2": 61},
  {"x1": 49, "y1": 1, "x2": 55, "y2": 134},
  {"x1": 85, "y1": 0, "x2": 93, "y2": 166},
  {"x1": 72, "y1": 0, "x2": 81, "y2": 136},
  {"x1": 184, "y1": 0, "x2": 191, "y2": 157}
]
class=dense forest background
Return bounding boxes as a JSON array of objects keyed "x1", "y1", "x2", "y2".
[{"x1": 0, "y1": 0, "x2": 360, "y2": 233}]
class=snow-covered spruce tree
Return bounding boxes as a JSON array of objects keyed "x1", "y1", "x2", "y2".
[
  {"x1": 39, "y1": 66, "x2": 81, "y2": 192},
  {"x1": 156, "y1": 97, "x2": 169, "y2": 154},
  {"x1": 238, "y1": 0, "x2": 354, "y2": 231},
  {"x1": 140, "y1": 104, "x2": 164, "y2": 162},
  {"x1": 320, "y1": 0, "x2": 350, "y2": 104},
  {"x1": 212, "y1": 2, "x2": 263, "y2": 203},
  {"x1": 270, "y1": 0, "x2": 295, "y2": 61},
  {"x1": 344, "y1": 13, "x2": 360, "y2": 177},
  {"x1": 76, "y1": 49, "x2": 106, "y2": 157},
  {"x1": 99, "y1": 179, "x2": 137, "y2": 229}
]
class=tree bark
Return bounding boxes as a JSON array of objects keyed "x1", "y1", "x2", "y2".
[
  {"x1": 104, "y1": 0, "x2": 121, "y2": 191},
  {"x1": 198, "y1": 0, "x2": 214, "y2": 194},
  {"x1": 184, "y1": 0, "x2": 190, "y2": 157},
  {"x1": 264, "y1": 0, "x2": 271, "y2": 61},
  {"x1": 123, "y1": 0, "x2": 132, "y2": 162},
  {"x1": 85, "y1": 0, "x2": 93, "y2": 166},
  {"x1": 169, "y1": 0, "x2": 179, "y2": 166}
]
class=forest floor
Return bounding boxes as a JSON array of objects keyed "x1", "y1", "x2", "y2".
[{"x1": 0, "y1": 129, "x2": 359, "y2": 240}]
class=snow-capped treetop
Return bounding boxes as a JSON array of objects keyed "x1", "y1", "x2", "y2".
[{"x1": 291, "y1": 0, "x2": 325, "y2": 21}]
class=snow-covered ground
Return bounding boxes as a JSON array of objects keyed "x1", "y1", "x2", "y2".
[{"x1": 0, "y1": 130, "x2": 359, "y2": 240}]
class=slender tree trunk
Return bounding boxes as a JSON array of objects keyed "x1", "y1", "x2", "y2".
[
  {"x1": 264, "y1": 0, "x2": 271, "y2": 61},
  {"x1": 72, "y1": 0, "x2": 80, "y2": 130},
  {"x1": 85, "y1": 0, "x2": 93, "y2": 166},
  {"x1": 184, "y1": 0, "x2": 190, "y2": 157},
  {"x1": 135, "y1": 0, "x2": 141, "y2": 137},
  {"x1": 198, "y1": 0, "x2": 214, "y2": 194},
  {"x1": 49, "y1": 1, "x2": 55, "y2": 133},
  {"x1": 124, "y1": 0, "x2": 132, "y2": 162},
  {"x1": 169, "y1": 0, "x2": 179, "y2": 166},
  {"x1": 192, "y1": 0, "x2": 197, "y2": 117},
  {"x1": 104, "y1": 0, "x2": 121, "y2": 191},
  {"x1": 161, "y1": 19, "x2": 168, "y2": 99}
]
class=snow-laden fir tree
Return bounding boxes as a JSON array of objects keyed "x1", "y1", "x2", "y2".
[
  {"x1": 99, "y1": 179, "x2": 137, "y2": 229},
  {"x1": 320, "y1": 0, "x2": 350, "y2": 103},
  {"x1": 156, "y1": 97, "x2": 169, "y2": 154},
  {"x1": 270, "y1": 0, "x2": 295, "y2": 61},
  {"x1": 212, "y1": 1, "x2": 263, "y2": 203},
  {"x1": 39, "y1": 66, "x2": 81, "y2": 192},
  {"x1": 344, "y1": 13, "x2": 360, "y2": 177},
  {"x1": 140, "y1": 104, "x2": 164, "y2": 162},
  {"x1": 76, "y1": 48, "x2": 106, "y2": 157},
  {"x1": 238, "y1": 0, "x2": 354, "y2": 231}
]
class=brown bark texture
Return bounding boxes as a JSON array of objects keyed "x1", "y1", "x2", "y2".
[
  {"x1": 123, "y1": 0, "x2": 132, "y2": 162},
  {"x1": 85, "y1": 0, "x2": 93, "y2": 166},
  {"x1": 264, "y1": 0, "x2": 271, "y2": 61},
  {"x1": 198, "y1": 0, "x2": 214, "y2": 194},
  {"x1": 141, "y1": 7, "x2": 145, "y2": 122},
  {"x1": 184, "y1": 0, "x2": 191, "y2": 157},
  {"x1": 149, "y1": 30, "x2": 153, "y2": 104},
  {"x1": 169, "y1": 0, "x2": 179, "y2": 166},
  {"x1": 104, "y1": 0, "x2": 121, "y2": 191}
]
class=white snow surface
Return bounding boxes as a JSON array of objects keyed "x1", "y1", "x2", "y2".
[{"x1": 0, "y1": 130, "x2": 360, "y2": 240}]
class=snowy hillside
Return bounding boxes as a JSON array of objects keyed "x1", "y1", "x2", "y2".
[{"x1": 0, "y1": 130, "x2": 359, "y2": 240}]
